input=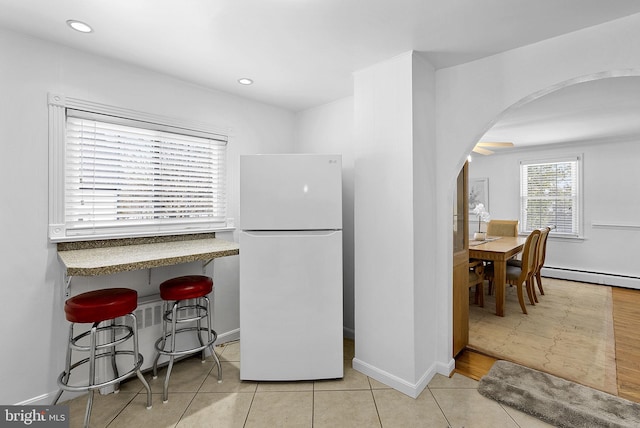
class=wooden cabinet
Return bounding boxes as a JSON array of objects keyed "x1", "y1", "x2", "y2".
[{"x1": 452, "y1": 162, "x2": 470, "y2": 357}]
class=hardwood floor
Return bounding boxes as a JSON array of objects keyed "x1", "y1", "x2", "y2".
[
  {"x1": 454, "y1": 349, "x2": 497, "y2": 381},
  {"x1": 455, "y1": 284, "x2": 640, "y2": 403},
  {"x1": 612, "y1": 286, "x2": 640, "y2": 402}
]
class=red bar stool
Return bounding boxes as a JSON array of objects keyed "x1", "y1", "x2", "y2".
[
  {"x1": 152, "y1": 275, "x2": 222, "y2": 403},
  {"x1": 52, "y1": 288, "x2": 152, "y2": 428}
]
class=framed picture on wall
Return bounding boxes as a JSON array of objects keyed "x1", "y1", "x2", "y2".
[{"x1": 469, "y1": 177, "x2": 489, "y2": 214}]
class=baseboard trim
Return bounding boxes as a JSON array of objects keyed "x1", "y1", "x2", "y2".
[
  {"x1": 542, "y1": 267, "x2": 640, "y2": 290},
  {"x1": 439, "y1": 357, "x2": 457, "y2": 377},
  {"x1": 217, "y1": 328, "x2": 240, "y2": 344},
  {"x1": 352, "y1": 357, "x2": 453, "y2": 398},
  {"x1": 17, "y1": 393, "x2": 60, "y2": 406}
]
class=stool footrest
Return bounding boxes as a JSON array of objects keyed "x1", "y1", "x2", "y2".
[
  {"x1": 57, "y1": 352, "x2": 144, "y2": 392},
  {"x1": 154, "y1": 327, "x2": 217, "y2": 357},
  {"x1": 164, "y1": 304, "x2": 209, "y2": 324},
  {"x1": 70, "y1": 324, "x2": 134, "y2": 352}
]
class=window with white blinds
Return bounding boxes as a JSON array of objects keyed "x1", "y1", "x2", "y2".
[
  {"x1": 519, "y1": 157, "x2": 581, "y2": 237},
  {"x1": 48, "y1": 94, "x2": 228, "y2": 241}
]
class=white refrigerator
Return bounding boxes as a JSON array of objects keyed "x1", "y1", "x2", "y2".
[{"x1": 239, "y1": 154, "x2": 344, "y2": 381}]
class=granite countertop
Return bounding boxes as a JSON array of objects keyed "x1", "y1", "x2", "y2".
[{"x1": 57, "y1": 234, "x2": 240, "y2": 276}]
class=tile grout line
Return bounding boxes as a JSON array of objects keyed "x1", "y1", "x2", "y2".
[
  {"x1": 176, "y1": 354, "x2": 218, "y2": 427},
  {"x1": 367, "y1": 377, "x2": 384, "y2": 427},
  {"x1": 105, "y1": 391, "x2": 139, "y2": 427},
  {"x1": 242, "y1": 388, "x2": 257, "y2": 428},
  {"x1": 426, "y1": 386, "x2": 453, "y2": 428},
  {"x1": 498, "y1": 402, "x2": 524, "y2": 428},
  {"x1": 311, "y1": 381, "x2": 315, "y2": 427}
]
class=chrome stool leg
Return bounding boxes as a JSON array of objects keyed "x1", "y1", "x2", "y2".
[
  {"x1": 152, "y1": 300, "x2": 169, "y2": 379},
  {"x1": 129, "y1": 312, "x2": 152, "y2": 409},
  {"x1": 162, "y1": 301, "x2": 179, "y2": 403},
  {"x1": 83, "y1": 323, "x2": 98, "y2": 428},
  {"x1": 52, "y1": 324, "x2": 74, "y2": 406},
  {"x1": 109, "y1": 318, "x2": 120, "y2": 393},
  {"x1": 204, "y1": 296, "x2": 222, "y2": 382},
  {"x1": 196, "y1": 299, "x2": 206, "y2": 362}
]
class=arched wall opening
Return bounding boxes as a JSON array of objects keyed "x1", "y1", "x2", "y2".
[
  {"x1": 458, "y1": 69, "x2": 640, "y2": 176},
  {"x1": 444, "y1": 69, "x2": 640, "y2": 359}
]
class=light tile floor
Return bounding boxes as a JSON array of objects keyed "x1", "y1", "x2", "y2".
[{"x1": 61, "y1": 340, "x2": 553, "y2": 427}]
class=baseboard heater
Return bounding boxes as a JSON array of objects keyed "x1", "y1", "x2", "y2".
[{"x1": 542, "y1": 266, "x2": 640, "y2": 290}]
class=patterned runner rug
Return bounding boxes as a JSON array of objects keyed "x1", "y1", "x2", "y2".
[{"x1": 469, "y1": 277, "x2": 618, "y2": 395}]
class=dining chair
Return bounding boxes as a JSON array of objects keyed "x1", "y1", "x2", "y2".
[
  {"x1": 468, "y1": 260, "x2": 485, "y2": 307},
  {"x1": 486, "y1": 220, "x2": 519, "y2": 237},
  {"x1": 486, "y1": 229, "x2": 541, "y2": 314},
  {"x1": 508, "y1": 226, "x2": 551, "y2": 299},
  {"x1": 484, "y1": 219, "x2": 520, "y2": 278}
]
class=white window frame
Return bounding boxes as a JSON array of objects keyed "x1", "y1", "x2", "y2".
[
  {"x1": 519, "y1": 155, "x2": 582, "y2": 238},
  {"x1": 48, "y1": 93, "x2": 229, "y2": 242}
]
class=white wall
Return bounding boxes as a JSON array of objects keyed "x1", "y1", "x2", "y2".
[
  {"x1": 351, "y1": 52, "x2": 441, "y2": 398},
  {"x1": 434, "y1": 13, "x2": 640, "y2": 368},
  {"x1": 353, "y1": 52, "x2": 415, "y2": 386},
  {"x1": 469, "y1": 138, "x2": 640, "y2": 282},
  {"x1": 295, "y1": 97, "x2": 356, "y2": 337},
  {"x1": 411, "y1": 52, "x2": 440, "y2": 385},
  {"x1": 0, "y1": 28, "x2": 295, "y2": 405}
]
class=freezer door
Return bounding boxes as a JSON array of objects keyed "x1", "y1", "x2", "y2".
[
  {"x1": 239, "y1": 230, "x2": 344, "y2": 380},
  {"x1": 240, "y1": 154, "x2": 342, "y2": 230}
]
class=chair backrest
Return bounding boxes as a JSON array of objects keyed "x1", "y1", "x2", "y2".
[
  {"x1": 536, "y1": 226, "x2": 551, "y2": 270},
  {"x1": 486, "y1": 220, "x2": 519, "y2": 237},
  {"x1": 520, "y1": 229, "x2": 542, "y2": 280}
]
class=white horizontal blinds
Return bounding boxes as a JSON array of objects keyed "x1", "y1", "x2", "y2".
[
  {"x1": 65, "y1": 111, "x2": 227, "y2": 236},
  {"x1": 520, "y1": 157, "x2": 579, "y2": 236}
]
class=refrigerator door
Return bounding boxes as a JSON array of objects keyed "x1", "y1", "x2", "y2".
[
  {"x1": 240, "y1": 154, "x2": 342, "y2": 231},
  {"x1": 239, "y1": 230, "x2": 343, "y2": 380}
]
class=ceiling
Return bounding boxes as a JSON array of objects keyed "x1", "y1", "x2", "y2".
[
  {"x1": 2, "y1": 1, "x2": 640, "y2": 112},
  {"x1": 479, "y1": 76, "x2": 640, "y2": 152}
]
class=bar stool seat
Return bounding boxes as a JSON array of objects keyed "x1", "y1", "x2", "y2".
[
  {"x1": 159, "y1": 275, "x2": 213, "y2": 301},
  {"x1": 53, "y1": 288, "x2": 152, "y2": 428},
  {"x1": 153, "y1": 275, "x2": 222, "y2": 403},
  {"x1": 65, "y1": 288, "x2": 138, "y2": 323}
]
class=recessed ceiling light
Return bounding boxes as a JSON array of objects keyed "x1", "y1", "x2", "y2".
[
  {"x1": 66, "y1": 20, "x2": 93, "y2": 33},
  {"x1": 238, "y1": 78, "x2": 253, "y2": 85}
]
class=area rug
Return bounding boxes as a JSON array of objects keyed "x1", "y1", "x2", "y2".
[
  {"x1": 469, "y1": 277, "x2": 618, "y2": 395},
  {"x1": 478, "y1": 360, "x2": 640, "y2": 428}
]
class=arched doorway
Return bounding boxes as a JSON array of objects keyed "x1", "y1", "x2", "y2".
[{"x1": 454, "y1": 72, "x2": 640, "y2": 396}]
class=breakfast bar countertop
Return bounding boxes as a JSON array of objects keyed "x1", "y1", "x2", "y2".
[{"x1": 57, "y1": 233, "x2": 240, "y2": 276}]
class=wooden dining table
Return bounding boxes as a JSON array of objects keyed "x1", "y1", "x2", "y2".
[{"x1": 468, "y1": 236, "x2": 528, "y2": 316}]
